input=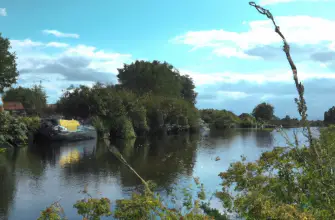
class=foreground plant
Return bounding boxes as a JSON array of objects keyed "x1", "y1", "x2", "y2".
[
  {"x1": 0, "y1": 112, "x2": 28, "y2": 148},
  {"x1": 37, "y1": 202, "x2": 66, "y2": 220},
  {"x1": 213, "y1": 2, "x2": 335, "y2": 220},
  {"x1": 74, "y1": 197, "x2": 112, "y2": 220}
]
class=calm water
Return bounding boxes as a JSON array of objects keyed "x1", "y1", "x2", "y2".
[{"x1": 0, "y1": 128, "x2": 317, "y2": 220}]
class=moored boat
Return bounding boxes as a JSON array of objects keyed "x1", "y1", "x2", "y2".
[{"x1": 38, "y1": 117, "x2": 96, "y2": 141}]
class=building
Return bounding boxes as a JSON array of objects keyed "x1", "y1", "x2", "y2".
[
  {"x1": 47, "y1": 104, "x2": 57, "y2": 110},
  {"x1": 3, "y1": 101, "x2": 26, "y2": 115}
]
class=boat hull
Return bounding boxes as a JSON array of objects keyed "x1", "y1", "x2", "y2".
[
  {"x1": 43, "y1": 129, "x2": 97, "y2": 142},
  {"x1": 38, "y1": 119, "x2": 97, "y2": 142}
]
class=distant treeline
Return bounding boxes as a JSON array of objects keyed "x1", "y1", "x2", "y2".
[{"x1": 200, "y1": 105, "x2": 325, "y2": 130}]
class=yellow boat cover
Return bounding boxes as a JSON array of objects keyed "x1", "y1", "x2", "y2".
[{"x1": 59, "y1": 119, "x2": 80, "y2": 131}]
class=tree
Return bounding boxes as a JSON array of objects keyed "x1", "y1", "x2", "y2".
[
  {"x1": 180, "y1": 75, "x2": 197, "y2": 105},
  {"x1": 252, "y1": 102, "x2": 274, "y2": 121},
  {"x1": 324, "y1": 106, "x2": 335, "y2": 125},
  {"x1": 282, "y1": 115, "x2": 291, "y2": 121},
  {"x1": 117, "y1": 60, "x2": 197, "y2": 104},
  {"x1": 3, "y1": 84, "x2": 47, "y2": 115},
  {"x1": 0, "y1": 33, "x2": 19, "y2": 93}
]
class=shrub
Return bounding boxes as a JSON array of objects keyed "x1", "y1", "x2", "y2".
[
  {"x1": 0, "y1": 111, "x2": 28, "y2": 148},
  {"x1": 19, "y1": 116, "x2": 41, "y2": 132}
]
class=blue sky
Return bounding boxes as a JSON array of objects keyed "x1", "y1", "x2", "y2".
[{"x1": 1, "y1": 0, "x2": 335, "y2": 119}]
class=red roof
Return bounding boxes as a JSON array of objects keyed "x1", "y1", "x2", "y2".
[{"x1": 3, "y1": 102, "x2": 25, "y2": 110}]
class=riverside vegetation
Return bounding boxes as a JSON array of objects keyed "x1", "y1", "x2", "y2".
[{"x1": 1, "y1": 2, "x2": 335, "y2": 219}]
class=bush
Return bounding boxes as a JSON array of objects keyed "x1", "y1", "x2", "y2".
[
  {"x1": 109, "y1": 116, "x2": 136, "y2": 139},
  {"x1": 91, "y1": 116, "x2": 108, "y2": 137},
  {"x1": 200, "y1": 109, "x2": 241, "y2": 129},
  {"x1": 19, "y1": 116, "x2": 41, "y2": 132},
  {"x1": 0, "y1": 112, "x2": 28, "y2": 148},
  {"x1": 218, "y1": 126, "x2": 335, "y2": 219}
]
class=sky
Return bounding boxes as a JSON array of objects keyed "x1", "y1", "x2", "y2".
[{"x1": 1, "y1": 0, "x2": 335, "y2": 119}]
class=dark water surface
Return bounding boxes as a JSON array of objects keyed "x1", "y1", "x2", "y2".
[{"x1": 0, "y1": 128, "x2": 317, "y2": 219}]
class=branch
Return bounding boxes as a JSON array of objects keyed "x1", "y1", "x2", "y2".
[{"x1": 248, "y1": 2, "x2": 318, "y2": 158}]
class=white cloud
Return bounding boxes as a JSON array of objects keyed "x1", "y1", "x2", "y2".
[
  {"x1": 64, "y1": 45, "x2": 131, "y2": 60},
  {"x1": 180, "y1": 69, "x2": 335, "y2": 86},
  {"x1": 213, "y1": 47, "x2": 258, "y2": 59},
  {"x1": 172, "y1": 16, "x2": 335, "y2": 59},
  {"x1": 11, "y1": 40, "x2": 133, "y2": 103},
  {"x1": 10, "y1": 39, "x2": 72, "y2": 49},
  {"x1": 10, "y1": 39, "x2": 44, "y2": 48},
  {"x1": 329, "y1": 41, "x2": 335, "y2": 51},
  {"x1": 217, "y1": 91, "x2": 251, "y2": 99},
  {"x1": 0, "y1": 8, "x2": 7, "y2": 16},
  {"x1": 42, "y1": 29, "x2": 80, "y2": 39},
  {"x1": 11, "y1": 39, "x2": 132, "y2": 87},
  {"x1": 46, "y1": 42, "x2": 69, "y2": 48}
]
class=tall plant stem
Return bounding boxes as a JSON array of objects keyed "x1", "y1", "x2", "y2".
[{"x1": 249, "y1": 2, "x2": 319, "y2": 159}]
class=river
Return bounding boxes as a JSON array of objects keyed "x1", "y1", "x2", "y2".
[{"x1": 0, "y1": 128, "x2": 318, "y2": 219}]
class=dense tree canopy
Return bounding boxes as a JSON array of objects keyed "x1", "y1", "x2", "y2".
[
  {"x1": 180, "y1": 75, "x2": 197, "y2": 105},
  {"x1": 252, "y1": 102, "x2": 274, "y2": 121},
  {"x1": 324, "y1": 106, "x2": 335, "y2": 125},
  {"x1": 57, "y1": 82, "x2": 199, "y2": 138},
  {"x1": 0, "y1": 33, "x2": 19, "y2": 93},
  {"x1": 117, "y1": 60, "x2": 197, "y2": 104},
  {"x1": 56, "y1": 60, "x2": 200, "y2": 138},
  {"x1": 3, "y1": 85, "x2": 47, "y2": 115}
]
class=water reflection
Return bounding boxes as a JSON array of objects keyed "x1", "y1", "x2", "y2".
[
  {"x1": 0, "y1": 128, "x2": 312, "y2": 220},
  {"x1": 0, "y1": 151, "x2": 16, "y2": 219},
  {"x1": 255, "y1": 131, "x2": 274, "y2": 148}
]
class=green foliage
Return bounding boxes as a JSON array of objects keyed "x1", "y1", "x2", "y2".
[
  {"x1": 19, "y1": 116, "x2": 41, "y2": 132},
  {"x1": 57, "y1": 82, "x2": 199, "y2": 137},
  {"x1": 200, "y1": 203, "x2": 229, "y2": 220},
  {"x1": 110, "y1": 116, "x2": 136, "y2": 139},
  {"x1": 3, "y1": 84, "x2": 47, "y2": 115},
  {"x1": 200, "y1": 109, "x2": 241, "y2": 129},
  {"x1": 180, "y1": 74, "x2": 198, "y2": 105},
  {"x1": 0, "y1": 111, "x2": 28, "y2": 148},
  {"x1": 91, "y1": 116, "x2": 108, "y2": 137},
  {"x1": 117, "y1": 60, "x2": 179, "y2": 97},
  {"x1": 73, "y1": 197, "x2": 112, "y2": 220},
  {"x1": 217, "y1": 126, "x2": 335, "y2": 219},
  {"x1": 114, "y1": 192, "x2": 165, "y2": 219},
  {"x1": 37, "y1": 202, "x2": 66, "y2": 220},
  {"x1": 239, "y1": 113, "x2": 257, "y2": 128},
  {"x1": 252, "y1": 102, "x2": 274, "y2": 121},
  {"x1": 269, "y1": 116, "x2": 301, "y2": 128},
  {"x1": 117, "y1": 60, "x2": 197, "y2": 104},
  {"x1": 324, "y1": 106, "x2": 335, "y2": 125},
  {"x1": 56, "y1": 85, "x2": 93, "y2": 119},
  {"x1": 0, "y1": 33, "x2": 19, "y2": 93}
]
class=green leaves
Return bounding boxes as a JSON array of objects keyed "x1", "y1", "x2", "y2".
[
  {"x1": 0, "y1": 112, "x2": 29, "y2": 148},
  {"x1": 200, "y1": 109, "x2": 242, "y2": 129},
  {"x1": 73, "y1": 198, "x2": 112, "y2": 220},
  {"x1": 252, "y1": 102, "x2": 274, "y2": 121},
  {"x1": 57, "y1": 82, "x2": 199, "y2": 137},
  {"x1": 217, "y1": 126, "x2": 335, "y2": 219},
  {"x1": 3, "y1": 84, "x2": 47, "y2": 115},
  {"x1": 324, "y1": 106, "x2": 335, "y2": 125},
  {"x1": 0, "y1": 33, "x2": 19, "y2": 93},
  {"x1": 117, "y1": 60, "x2": 197, "y2": 104},
  {"x1": 37, "y1": 202, "x2": 66, "y2": 220}
]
